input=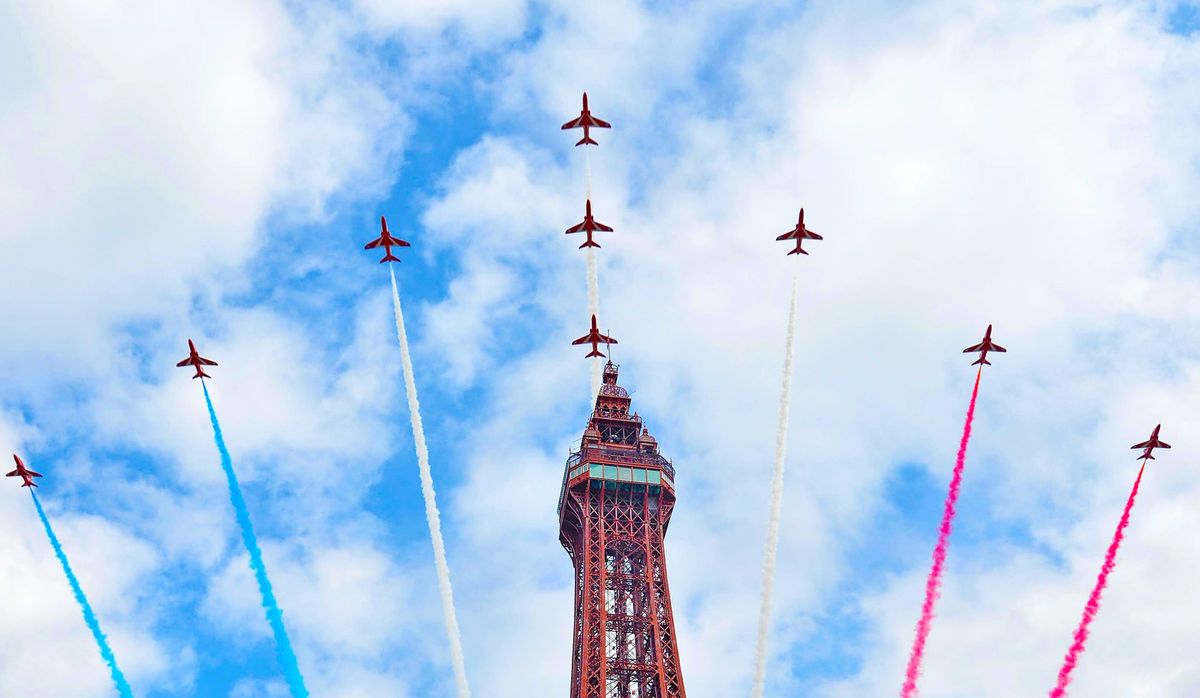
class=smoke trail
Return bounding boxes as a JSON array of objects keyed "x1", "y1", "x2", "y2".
[
  {"x1": 31, "y1": 491, "x2": 135, "y2": 698},
  {"x1": 201, "y1": 382, "x2": 309, "y2": 698},
  {"x1": 1048, "y1": 463, "x2": 1146, "y2": 698},
  {"x1": 584, "y1": 146, "x2": 591, "y2": 199},
  {"x1": 900, "y1": 367, "x2": 983, "y2": 698},
  {"x1": 750, "y1": 270, "x2": 800, "y2": 698},
  {"x1": 389, "y1": 267, "x2": 472, "y2": 698},
  {"x1": 584, "y1": 148, "x2": 601, "y2": 397},
  {"x1": 586, "y1": 248, "x2": 601, "y2": 396}
]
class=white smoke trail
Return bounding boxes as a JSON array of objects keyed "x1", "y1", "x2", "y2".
[
  {"x1": 389, "y1": 267, "x2": 471, "y2": 698},
  {"x1": 751, "y1": 269, "x2": 800, "y2": 698},
  {"x1": 585, "y1": 148, "x2": 601, "y2": 397},
  {"x1": 586, "y1": 248, "x2": 601, "y2": 396}
]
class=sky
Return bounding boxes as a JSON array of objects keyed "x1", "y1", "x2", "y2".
[{"x1": 1, "y1": 0, "x2": 1199, "y2": 696}]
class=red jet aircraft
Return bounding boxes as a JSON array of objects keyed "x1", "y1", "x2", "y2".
[
  {"x1": 177, "y1": 339, "x2": 218, "y2": 379},
  {"x1": 1131, "y1": 424, "x2": 1171, "y2": 461},
  {"x1": 6, "y1": 454, "x2": 42, "y2": 488},
  {"x1": 561, "y1": 93, "x2": 611, "y2": 146},
  {"x1": 565, "y1": 199, "x2": 613, "y2": 248},
  {"x1": 776, "y1": 208, "x2": 823, "y2": 256},
  {"x1": 364, "y1": 216, "x2": 411, "y2": 263},
  {"x1": 572, "y1": 314, "x2": 618, "y2": 358},
  {"x1": 962, "y1": 325, "x2": 1007, "y2": 365}
]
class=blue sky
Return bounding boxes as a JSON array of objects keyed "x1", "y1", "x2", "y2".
[{"x1": 2, "y1": 1, "x2": 1200, "y2": 696}]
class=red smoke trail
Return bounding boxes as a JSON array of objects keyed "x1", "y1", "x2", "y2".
[
  {"x1": 900, "y1": 367, "x2": 983, "y2": 698},
  {"x1": 1048, "y1": 462, "x2": 1146, "y2": 698}
]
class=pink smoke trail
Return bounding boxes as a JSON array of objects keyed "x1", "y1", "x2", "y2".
[
  {"x1": 900, "y1": 367, "x2": 983, "y2": 698},
  {"x1": 1048, "y1": 462, "x2": 1146, "y2": 698}
]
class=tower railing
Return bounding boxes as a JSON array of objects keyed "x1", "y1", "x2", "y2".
[
  {"x1": 578, "y1": 446, "x2": 674, "y2": 479},
  {"x1": 558, "y1": 446, "x2": 677, "y2": 518}
]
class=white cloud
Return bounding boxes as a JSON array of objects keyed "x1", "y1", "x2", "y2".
[
  {"x1": 417, "y1": 1, "x2": 1200, "y2": 695},
  {"x1": 3, "y1": 0, "x2": 1200, "y2": 696},
  {"x1": 0, "y1": 0, "x2": 404, "y2": 384},
  {"x1": 0, "y1": 493, "x2": 174, "y2": 697},
  {"x1": 0, "y1": 0, "x2": 421, "y2": 693}
]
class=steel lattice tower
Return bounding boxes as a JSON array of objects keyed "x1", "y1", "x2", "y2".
[{"x1": 558, "y1": 361, "x2": 687, "y2": 698}]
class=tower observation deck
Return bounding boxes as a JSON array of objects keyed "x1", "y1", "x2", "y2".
[{"x1": 558, "y1": 361, "x2": 687, "y2": 698}]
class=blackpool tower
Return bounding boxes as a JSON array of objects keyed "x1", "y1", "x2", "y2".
[{"x1": 558, "y1": 361, "x2": 688, "y2": 698}]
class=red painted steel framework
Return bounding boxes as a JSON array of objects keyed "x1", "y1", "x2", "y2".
[{"x1": 559, "y1": 362, "x2": 687, "y2": 698}]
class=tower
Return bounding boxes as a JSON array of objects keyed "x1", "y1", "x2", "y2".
[{"x1": 558, "y1": 361, "x2": 687, "y2": 698}]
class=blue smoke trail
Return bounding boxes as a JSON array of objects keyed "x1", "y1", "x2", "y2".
[
  {"x1": 202, "y1": 381, "x2": 309, "y2": 697},
  {"x1": 30, "y1": 491, "x2": 135, "y2": 698}
]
